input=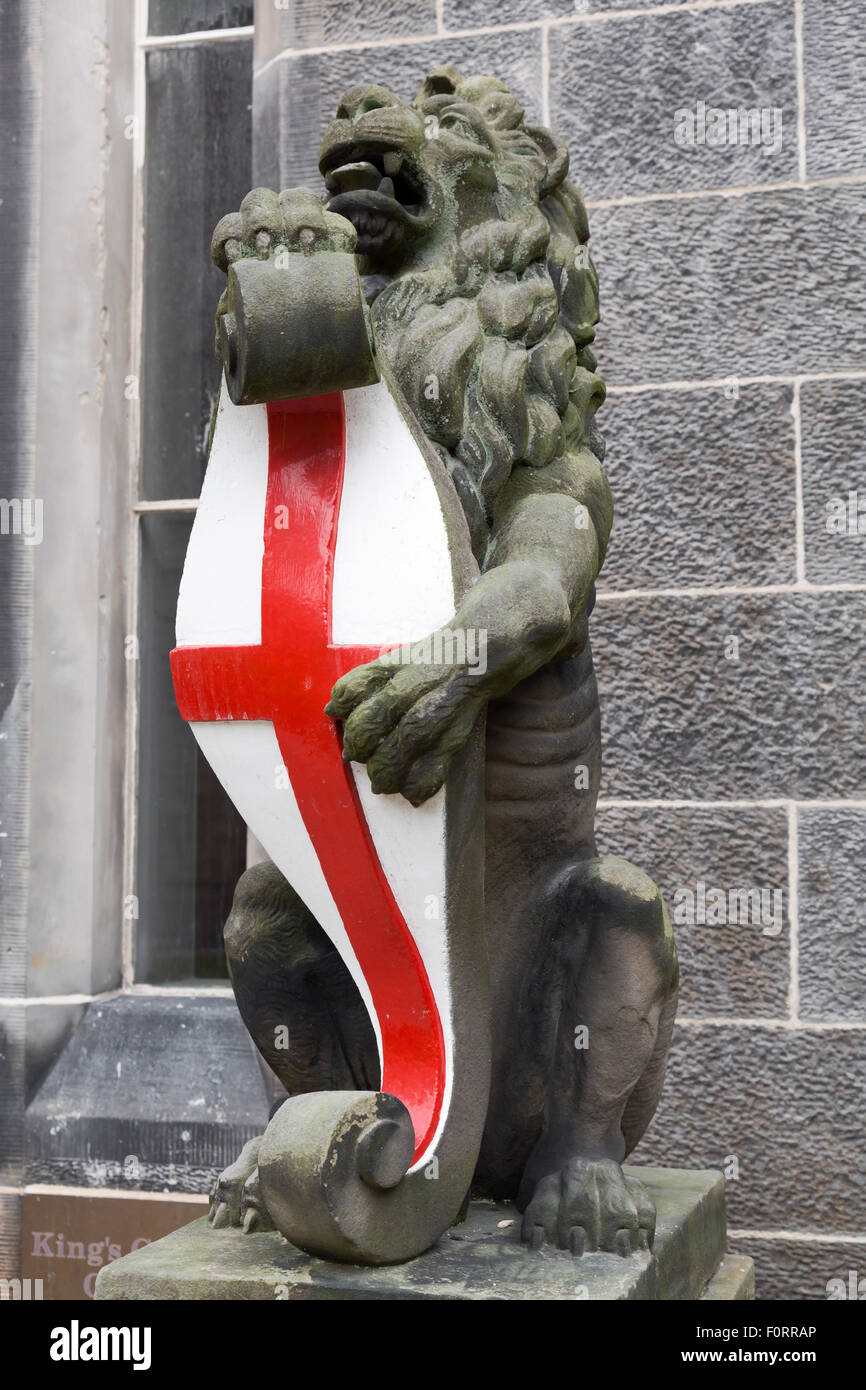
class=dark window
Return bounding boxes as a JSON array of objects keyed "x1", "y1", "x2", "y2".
[
  {"x1": 148, "y1": 1, "x2": 254, "y2": 37},
  {"x1": 134, "y1": 27, "x2": 254, "y2": 983}
]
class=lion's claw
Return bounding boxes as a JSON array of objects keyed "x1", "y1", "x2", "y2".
[
  {"x1": 526, "y1": 1222, "x2": 544, "y2": 1252},
  {"x1": 210, "y1": 1201, "x2": 230, "y2": 1230},
  {"x1": 520, "y1": 1157, "x2": 655, "y2": 1257},
  {"x1": 239, "y1": 1165, "x2": 275, "y2": 1234},
  {"x1": 569, "y1": 1225, "x2": 586, "y2": 1257},
  {"x1": 206, "y1": 1136, "x2": 269, "y2": 1232}
]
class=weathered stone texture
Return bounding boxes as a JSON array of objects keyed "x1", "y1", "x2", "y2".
[
  {"x1": 633, "y1": 1025, "x2": 866, "y2": 1233},
  {"x1": 444, "y1": 0, "x2": 731, "y2": 25},
  {"x1": 591, "y1": 184, "x2": 866, "y2": 386},
  {"x1": 598, "y1": 384, "x2": 796, "y2": 591},
  {"x1": 797, "y1": 808, "x2": 866, "y2": 1024},
  {"x1": 803, "y1": 0, "x2": 866, "y2": 179},
  {"x1": 593, "y1": 592, "x2": 866, "y2": 801},
  {"x1": 596, "y1": 804, "x2": 790, "y2": 1019},
  {"x1": 727, "y1": 1234, "x2": 864, "y2": 1302},
  {"x1": 800, "y1": 378, "x2": 866, "y2": 586},
  {"x1": 550, "y1": 1, "x2": 798, "y2": 200}
]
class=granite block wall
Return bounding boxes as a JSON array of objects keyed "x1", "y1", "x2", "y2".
[{"x1": 253, "y1": 0, "x2": 866, "y2": 1298}]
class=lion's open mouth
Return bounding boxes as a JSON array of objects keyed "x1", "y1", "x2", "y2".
[{"x1": 324, "y1": 150, "x2": 427, "y2": 257}]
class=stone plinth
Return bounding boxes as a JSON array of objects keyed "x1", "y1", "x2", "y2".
[{"x1": 95, "y1": 1166, "x2": 754, "y2": 1301}]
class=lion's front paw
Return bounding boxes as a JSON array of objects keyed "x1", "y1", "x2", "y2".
[
  {"x1": 325, "y1": 646, "x2": 485, "y2": 806},
  {"x1": 520, "y1": 1158, "x2": 655, "y2": 1257},
  {"x1": 208, "y1": 1136, "x2": 266, "y2": 1231},
  {"x1": 211, "y1": 186, "x2": 357, "y2": 272}
]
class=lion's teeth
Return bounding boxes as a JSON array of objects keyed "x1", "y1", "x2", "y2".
[
  {"x1": 383, "y1": 152, "x2": 403, "y2": 176},
  {"x1": 378, "y1": 176, "x2": 395, "y2": 199}
]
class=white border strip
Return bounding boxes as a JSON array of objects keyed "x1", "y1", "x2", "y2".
[{"x1": 140, "y1": 25, "x2": 254, "y2": 50}]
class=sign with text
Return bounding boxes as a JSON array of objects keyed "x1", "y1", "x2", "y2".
[{"x1": 21, "y1": 1189, "x2": 207, "y2": 1299}]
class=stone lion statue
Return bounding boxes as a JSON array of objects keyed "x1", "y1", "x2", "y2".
[{"x1": 206, "y1": 65, "x2": 678, "y2": 1260}]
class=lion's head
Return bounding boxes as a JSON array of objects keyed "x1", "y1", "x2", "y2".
[
  {"x1": 320, "y1": 66, "x2": 605, "y2": 564},
  {"x1": 320, "y1": 66, "x2": 566, "y2": 265}
]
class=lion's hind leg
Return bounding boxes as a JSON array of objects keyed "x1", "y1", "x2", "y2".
[
  {"x1": 518, "y1": 855, "x2": 678, "y2": 1256},
  {"x1": 209, "y1": 860, "x2": 380, "y2": 1229},
  {"x1": 225, "y1": 860, "x2": 379, "y2": 1097}
]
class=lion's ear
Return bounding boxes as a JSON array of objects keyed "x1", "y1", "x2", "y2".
[
  {"x1": 526, "y1": 125, "x2": 570, "y2": 197},
  {"x1": 417, "y1": 65, "x2": 461, "y2": 101}
]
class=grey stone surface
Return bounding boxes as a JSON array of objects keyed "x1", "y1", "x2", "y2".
[
  {"x1": 596, "y1": 804, "x2": 790, "y2": 1019},
  {"x1": 25, "y1": 996, "x2": 270, "y2": 1191},
  {"x1": 95, "y1": 1167, "x2": 737, "y2": 1300},
  {"x1": 803, "y1": 0, "x2": 866, "y2": 180},
  {"x1": 797, "y1": 807, "x2": 866, "y2": 1024},
  {"x1": 443, "y1": 0, "x2": 732, "y2": 24},
  {"x1": 590, "y1": 184, "x2": 866, "y2": 385},
  {"x1": 727, "y1": 1234, "x2": 863, "y2": 1302},
  {"x1": 550, "y1": 1, "x2": 797, "y2": 201},
  {"x1": 592, "y1": 593, "x2": 866, "y2": 800},
  {"x1": 598, "y1": 384, "x2": 796, "y2": 591},
  {"x1": 702, "y1": 1252, "x2": 755, "y2": 1300},
  {"x1": 253, "y1": 29, "x2": 543, "y2": 188},
  {"x1": 0, "y1": 0, "x2": 139, "y2": 1235},
  {"x1": 632, "y1": 1024, "x2": 866, "y2": 1232},
  {"x1": 254, "y1": 0, "x2": 436, "y2": 65},
  {"x1": 800, "y1": 378, "x2": 866, "y2": 586},
  {"x1": 22, "y1": 1001, "x2": 88, "y2": 1101},
  {"x1": 24, "y1": 0, "x2": 135, "y2": 1004},
  {"x1": 142, "y1": 40, "x2": 253, "y2": 499},
  {"x1": 148, "y1": 0, "x2": 252, "y2": 34},
  {"x1": 0, "y1": 0, "x2": 38, "y2": 1015}
]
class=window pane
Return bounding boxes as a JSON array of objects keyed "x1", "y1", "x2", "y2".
[
  {"x1": 148, "y1": 1, "x2": 253, "y2": 37},
  {"x1": 135, "y1": 513, "x2": 246, "y2": 983},
  {"x1": 141, "y1": 40, "x2": 252, "y2": 499}
]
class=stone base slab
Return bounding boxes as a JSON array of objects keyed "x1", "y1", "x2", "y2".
[{"x1": 95, "y1": 1165, "x2": 754, "y2": 1301}]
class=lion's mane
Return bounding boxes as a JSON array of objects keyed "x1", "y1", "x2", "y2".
[{"x1": 369, "y1": 70, "x2": 606, "y2": 565}]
